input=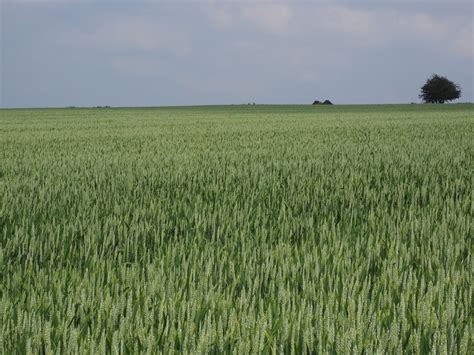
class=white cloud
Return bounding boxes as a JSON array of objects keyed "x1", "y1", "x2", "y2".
[
  {"x1": 452, "y1": 24, "x2": 474, "y2": 57},
  {"x1": 112, "y1": 57, "x2": 162, "y2": 77},
  {"x1": 207, "y1": 3, "x2": 473, "y2": 59},
  {"x1": 393, "y1": 12, "x2": 473, "y2": 57},
  {"x1": 207, "y1": 3, "x2": 293, "y2": 34},
  {"x1": 62, "y1": 16, "x2": 190, "y2": 57},
  {"x1": 241, "y1": 4, "x2": 293, "y2": 34}
]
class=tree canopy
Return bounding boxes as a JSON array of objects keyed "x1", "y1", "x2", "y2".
[{"x1": 419, "y1": 74, "x2": 461, "y2": 104}]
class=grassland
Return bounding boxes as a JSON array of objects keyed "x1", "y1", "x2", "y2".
[{"x1": 0, "y1": 104, "x2": 473, "y2": 353}]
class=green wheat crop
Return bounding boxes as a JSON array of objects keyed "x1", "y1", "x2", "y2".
[{"x1": 1, "y1": 104, "x2": 473, "y2": 353}]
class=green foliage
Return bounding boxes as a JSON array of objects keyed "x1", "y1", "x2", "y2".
[
  {"x1": 420, "y1": 74, "x2": 462, "y2": 104},
  {"x1": 1, "y1": 104, "x2": 473, "y2": 353}
]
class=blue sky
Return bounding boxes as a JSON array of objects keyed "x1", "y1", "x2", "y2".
[{"x1": 1, "y1": 1, "x2": 473, "y2": 107}]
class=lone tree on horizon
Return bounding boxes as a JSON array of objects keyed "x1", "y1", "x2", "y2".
[{"x1": 419, "y1": 74, "x2": 461, "y2": 104}]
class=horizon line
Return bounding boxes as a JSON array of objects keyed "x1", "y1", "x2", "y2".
[{"x1": 2, "y1": 102, "x2": 473, "y2": 110}]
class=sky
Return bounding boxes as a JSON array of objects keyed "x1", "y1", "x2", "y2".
[{"x1": 1, "y1": 0, "x2": 473, "y2": 108}]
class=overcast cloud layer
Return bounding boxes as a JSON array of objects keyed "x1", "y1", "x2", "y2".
[{"x1": 1, "y1": 1, "x2": 473, "y2": 107}]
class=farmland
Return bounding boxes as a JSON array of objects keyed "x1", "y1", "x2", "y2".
[{"x1": 0, "y1": 104, "x2": 473, "y2": 353}]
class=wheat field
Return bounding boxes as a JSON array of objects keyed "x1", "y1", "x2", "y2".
[{"x1": 1, "y1": 104, "x2": 472, "y2": 353}]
